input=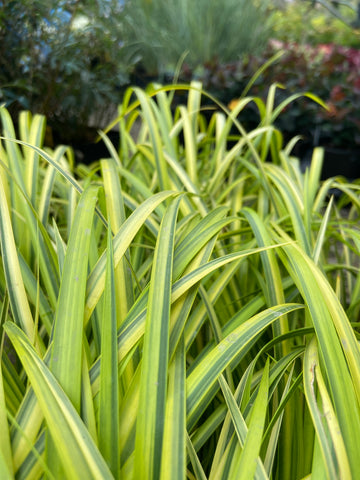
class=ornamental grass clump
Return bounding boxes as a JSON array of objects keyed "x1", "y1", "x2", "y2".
[{"x1": 0, "y1": 82, "x2": 360, "y2": 479}]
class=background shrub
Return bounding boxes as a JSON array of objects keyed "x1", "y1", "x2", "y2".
[
  {"x1": 121, "y1": 0, "x2": 273, "y2": 75},
  {"x1": 178, "y1": 40, "x2": 360, "y2": 153},
  {"x1": 271, "y1": 0, "x2": 360, "y2": 47},
  {"x1": 0, "y1": 0, "x2": 132, "y2": 143}
]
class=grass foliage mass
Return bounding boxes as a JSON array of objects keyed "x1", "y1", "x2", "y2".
[
  {"x1": 0, "y1": 83, "x2": 360, "y2": 479},
  {"x1": 122, "y1": 0, "x2": 272, "y2": 71}
]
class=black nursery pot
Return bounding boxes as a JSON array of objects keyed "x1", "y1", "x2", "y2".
[{"x1": 321, "y1": 147, "x2": 360, "y2": 180}]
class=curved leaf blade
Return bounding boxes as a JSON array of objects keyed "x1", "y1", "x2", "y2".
[{"x1": 4, "y1": 322, "x2": 113, "y2": 480}]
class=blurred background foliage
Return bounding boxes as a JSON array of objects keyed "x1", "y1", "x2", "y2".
[
  {"x1": 121, "y1": 0, "x2": 272, "y2": 73},
  {"x1": 272, "y1": 0, "x2": 360, "y2": 46},
  {"x1": 0, "y1": 0, "x2": 360, "y2": 152},
  {"x1": 0, "y1": 0, "x2": 131, "y2": 143}
]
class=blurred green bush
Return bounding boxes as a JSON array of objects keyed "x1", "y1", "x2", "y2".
[
  {"x1": 271, "y1": 0, "x2": 360, "y2": 47},
  {"x1": 0, "y1": 0, "x2": 133, "y2": 144}
]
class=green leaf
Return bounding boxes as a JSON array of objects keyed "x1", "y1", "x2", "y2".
[
  {"x1": 134, "y1": 196, "x2": 182, "y2": 480},
  {"x1": 98, "y1": 223, "x2": 120, "y2": 478},
  {"x1": 4, "y1": 322, "x2": 113, "y2": 480},
  {"x1": 85, "y1": 190, "x2": 179, "y2": 324},
  {"x1": 0, "y1": 173, "x2": 36, "y2": 345},
  {"x1": 186, "y1": 304, "x2": 303, "y2": 430},
  {"x1": 236, "y1": 360, "x2": 269, "y2": 480},
  {"x1": 50, "y1": 184, "x2": 99, "y2": 411},
  {"x1": 304, "y1": 337, "x2": 351, "y2": 480},
  {"x1": 217, "y1": 374, "x2": 268, "y2": 480},
  {"x1": 0, "y1": 329, "x2": 14, "y2": 478},
  {"x1": 134, "y1": 87, "x2": 170, "y2": 191},
  {"x1": 160, "y1": 335, "x2": 186, "y2": 480},
  {"x1": 242, "y1": 208, "x2": 289, "y2": 354},
  {"x1": 101, "y1": 158, "x2": 134, "y2": 325},
  {"x1": 186, "y1": 432, "x2": 207, "y2": 480},
  {"x1": 280, "y1": 241, "x2": 360, "y2": 478}
]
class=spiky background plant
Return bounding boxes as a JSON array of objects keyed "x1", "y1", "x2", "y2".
[
  {"x1": 121, "y1": 0, "x2": 272, "y2": 73},
  {"x1": 0, "y1": 82, "x2": 359, "y2": 480}
]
